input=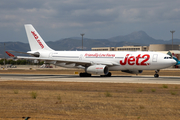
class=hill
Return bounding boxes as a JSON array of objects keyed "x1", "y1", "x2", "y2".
[{"x1": 1, "y1": 31, "x2": 180, "y2": 58}]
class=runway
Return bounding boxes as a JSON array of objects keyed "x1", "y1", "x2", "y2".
[{"x1": 0, "y1": 74, "x2": 180, "y2": 84}]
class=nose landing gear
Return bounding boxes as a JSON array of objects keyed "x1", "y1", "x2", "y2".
[{"x1": 154, "y1": 70, "x2": 160, "y2": 78}]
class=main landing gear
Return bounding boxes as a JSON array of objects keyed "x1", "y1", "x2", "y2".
[
  {"x1": 79, "y1": 72, "x2": 112, "y2": 77},
  {"x1": 100, "y1": 72, "x2": 112, "y2": 77},
  {"x1": 79, "y1": 73, "x2": 91, "y2": 77},
  {"x1": 154, "y1": 70, "x2": 160, "y2": 78}
]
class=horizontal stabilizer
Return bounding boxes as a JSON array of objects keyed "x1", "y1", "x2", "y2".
[
  {"x1": 8, "y1": 50, "x2": 30, "y2": 55},
  {"x1": 6, "y1": 51, "x2": 15, "y2": 57}
]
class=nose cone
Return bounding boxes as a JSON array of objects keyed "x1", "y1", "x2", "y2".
[{"x1": 171, "y1": 59, "x2": 177, "y2": 65}]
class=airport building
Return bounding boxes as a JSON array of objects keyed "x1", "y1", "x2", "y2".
[
  {"x1": 149, "y1": 44, "x2": 179, "y2": 51},
  {"x1": 92, "y1": 46, "x2": 148, "y2": 51},
  {"x1": 91, "y1": 47, "x2": 116, "y2": 51},
  {"x1": 91, "y1": 44, "x2": 179, "y2": 51}
]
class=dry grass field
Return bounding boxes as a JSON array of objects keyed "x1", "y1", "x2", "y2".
[
  {"x1": 0, "y1": 69, "x2": 180, "y2": 120},
  {"x1": 0, "y1": 81, "x2": 180, "y2": 120}
]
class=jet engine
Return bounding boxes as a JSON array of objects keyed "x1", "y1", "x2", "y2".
[
  {"x1": 121, "y1": 70, "x2": 143, "y2": 74},
  {"x1": 86, "y1": 65, "x2": 109, "y2": 75}
]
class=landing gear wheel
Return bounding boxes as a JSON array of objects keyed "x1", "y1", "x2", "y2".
[
  {"x1": 107, "y1": 72, "x2": 112, "y2": 77},
  {"x1": 100, "y1": 72, "x2": 112, "y2": 77},
  {"x1": 154, "y1": 74, "x2": 159, "y2": 78},
  {"x1": 79, "y1": 73, "x2": 91, "y2": 77},
  {"x1": 154, "y1": 70, "x2": 160, "y2": 78}
]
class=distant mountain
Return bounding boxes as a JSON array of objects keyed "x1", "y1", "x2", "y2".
[
  {"x1": 47, "y1": 38, "x2": 136, "y2": 51},
  {"x1": 164, "y1": 39, "x2": 180, "y2": 44},
  {"x1": 109, "y1": 31, "x2": 167, "y2": 45},
  {"x1": 1, "y1": 31, "x2": 180, "y2": 58}
]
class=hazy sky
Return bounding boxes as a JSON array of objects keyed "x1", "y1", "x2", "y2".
[{"x1": 0, "y1": 0, "x2": 180, "y2": 43}]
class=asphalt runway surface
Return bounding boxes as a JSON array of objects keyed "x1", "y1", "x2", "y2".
[{"x1": 0, "y1": 74, "x2": 180, "y2": 84}]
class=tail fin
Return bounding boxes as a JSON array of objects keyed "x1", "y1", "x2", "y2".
[{"x1": 24, "y1": 24, "x2": 54, "y2": 51}]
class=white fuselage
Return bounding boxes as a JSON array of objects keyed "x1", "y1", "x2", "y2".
[{"x1": 39, "y1": 50, "x2": 176, "y2": 71}]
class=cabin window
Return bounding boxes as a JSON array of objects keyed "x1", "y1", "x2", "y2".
[{"x1": 164, "y1": 57, "x2": 172, "y2": 59}]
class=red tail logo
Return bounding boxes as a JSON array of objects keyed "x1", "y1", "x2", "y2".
[{"x1": 31, "y1": 31, "x2": 44, "y2": 49}]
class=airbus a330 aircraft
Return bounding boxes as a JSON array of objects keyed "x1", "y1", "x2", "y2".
[{"x1": 14, "y1": 24, "x2": 180, "y2": 77}]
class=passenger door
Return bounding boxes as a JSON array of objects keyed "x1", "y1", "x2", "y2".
[{"x1": 152, "y1": 54, "x2": 158, "y2": 62}]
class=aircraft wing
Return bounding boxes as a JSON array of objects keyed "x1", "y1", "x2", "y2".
[{"x1": 17, "y1": 56, "x2": 119, "y2": 66}]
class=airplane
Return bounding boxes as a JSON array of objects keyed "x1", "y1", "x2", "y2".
[{"x1": 13, "y1": 24, "x2": 179, "y2": 78}]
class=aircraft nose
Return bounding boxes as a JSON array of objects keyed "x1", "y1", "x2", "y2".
[{"x1": 171, "y1": 59, "x2": 177, "y2": 65}]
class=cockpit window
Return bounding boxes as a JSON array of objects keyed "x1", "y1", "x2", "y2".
[{"x1": 164, "y1": 57, "x2": 172, "y2": 59}]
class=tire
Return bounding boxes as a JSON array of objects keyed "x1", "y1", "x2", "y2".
[
  {"x1": 100, "y1": 72, "x2": 112, "y2": 77},
  {"x1": 79, "y1": 73, "x2": 91, "y2": 77},
  {"x1": 107, "y1": 72, "x2": 112, "y2": 77},
  {"x1": 154, "y1": 74, "x2": 159, "y2": 78}
]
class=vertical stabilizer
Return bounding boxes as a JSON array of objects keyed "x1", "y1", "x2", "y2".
[{"x1": 24, "y1": 24, "x2": 54, "y2": 51}]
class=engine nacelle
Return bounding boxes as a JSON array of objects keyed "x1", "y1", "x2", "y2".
[
  {"x1": 86, "y1": 65, "x2": 109, "y2": 75},
  {"x1": 121, "y1": 70, "x2": 143, "y2": 74}
]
